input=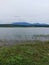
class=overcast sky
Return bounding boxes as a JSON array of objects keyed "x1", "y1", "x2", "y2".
[{"x1": 0, "y1": 0, "x2": 49, "y2": 24}]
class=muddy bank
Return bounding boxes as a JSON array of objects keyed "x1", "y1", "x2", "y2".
[
  {"x1": 0, "y1": 40, "x2": 19, "y2": 46},
  {"x1": 0, "y1": 40, "x2": 32, "y2": 46},
  {"x1": 0, "y1": 38, "x2": 49, "y2": 46}
]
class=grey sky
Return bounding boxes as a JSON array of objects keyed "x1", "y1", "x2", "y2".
[{"x1": 0, "y1": 0, "x2": 49, "y2": 24}]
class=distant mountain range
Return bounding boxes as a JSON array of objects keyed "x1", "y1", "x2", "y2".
[
  {"x1": 0, "y1": 22, "x2": 49, "y2": 27},
  {"x1": 12, "y1": 22, "x2": 49, "y2": 27},
  {"x1": 12, "y1": 22, "x2": 32, "y2": 26}
]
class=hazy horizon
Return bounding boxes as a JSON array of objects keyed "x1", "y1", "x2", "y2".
[{"x1": 0, "y1": 0, "x2": 49, "y2": 24}]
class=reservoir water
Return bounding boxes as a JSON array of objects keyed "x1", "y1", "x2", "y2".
[{"x1": 0, "y1": 27, "x2": 49, "y2": 41}]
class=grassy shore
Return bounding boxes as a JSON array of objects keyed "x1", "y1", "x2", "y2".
[{"x1": 0, "y1": 41, "x2": 49, "y2": 65}]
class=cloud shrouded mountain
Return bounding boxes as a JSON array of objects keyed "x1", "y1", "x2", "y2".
[
  {"x1": 12, "y1": 22, "x2": 49, "y2": 27},
  {"x1": 0, "y1": 22, "x2": 49, "y2": 27}
]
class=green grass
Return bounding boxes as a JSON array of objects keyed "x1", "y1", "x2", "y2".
[{"x1": 0, "y1": 41, "x2": 49, "y2": 65}]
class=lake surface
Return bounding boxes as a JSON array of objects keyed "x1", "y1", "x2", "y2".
[{"x1": 0, "y1": 27, "x2": 49, "y2": 41}]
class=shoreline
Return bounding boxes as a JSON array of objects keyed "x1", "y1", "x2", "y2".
[{"x1": 0, "y1": 40, "x2": 49, "y2": 46}]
